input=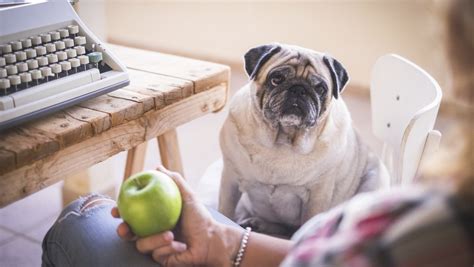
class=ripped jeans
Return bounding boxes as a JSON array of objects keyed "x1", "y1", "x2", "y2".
[
  {"x1": 41, "y1": 194, "x2": 157, "y2": 266},
  {"x1": 42, "y1": 194, "x2": 238, "y2": 266}
]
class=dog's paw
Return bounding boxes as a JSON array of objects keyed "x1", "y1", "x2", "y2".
[
  {"x1": 238, "y1": 217, "x2": 266, "y2": 232},
  {"x1": 238, "y1": 217, "x2": 297, "y2": 238}
]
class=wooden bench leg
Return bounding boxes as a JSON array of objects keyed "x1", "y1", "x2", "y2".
[
  {"x1": 62, "y1": 130, "x2": 183, "y2": 206},
  {"x1": 157, "y1": 129, "x2": 183, "y2": 175},
  {"x1": 123, "y1": 141, "x2": 148, "y2": 181},
  {"x1": 122, "y1": 129, "x2": 183, "y2": 181}
]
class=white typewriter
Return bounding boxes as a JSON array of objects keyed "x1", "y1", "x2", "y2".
[{"x1": 0, "y1": 0, "x2": 129, "y2": 130}]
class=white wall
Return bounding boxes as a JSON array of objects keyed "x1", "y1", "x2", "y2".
[
  {"x1": 76, "y1": 0, "x2": 107, "y2": 40},
  {"x1": 104, "y1": 0, "x2": 449, "y2": 91}
]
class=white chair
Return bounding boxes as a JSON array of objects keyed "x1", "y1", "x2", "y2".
[{"x1": 370, "y1": 54, "x2": 442, "y2": 185}]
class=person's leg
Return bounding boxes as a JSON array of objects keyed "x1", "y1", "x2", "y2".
[
  {"x1": 42, "y1": 194, "x2": 241, "y2": 267},
  {"x1": 42, "y1": 194, "x2": 157, "y2": 267}
]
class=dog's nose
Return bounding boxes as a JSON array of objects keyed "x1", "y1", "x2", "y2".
[{"x1": 289, "y1": 85, "x2": 306, "y2": 96}]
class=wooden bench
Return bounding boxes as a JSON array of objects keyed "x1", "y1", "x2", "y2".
[{"x1": 0, "y1": 44, "x2": 230, "y2": 208}]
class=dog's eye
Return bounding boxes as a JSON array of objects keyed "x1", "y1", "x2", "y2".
[{"x1": 270, "y1": 74, "x2": 285, "y2": 86}]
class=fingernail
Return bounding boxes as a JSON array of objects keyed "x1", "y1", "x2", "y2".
[
  {"x1": 164, "y1": 231, "x2": 173, "y2": 241},
  {"x1": 177, "y1": 243, "x2": 187, "y2": 252}
]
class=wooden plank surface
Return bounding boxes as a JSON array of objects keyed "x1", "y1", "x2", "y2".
[
  {"x1": 125, "y1": 69, "x2": 193, "y2": 107},
  {"x1": 0, "y1": 127, "x2": 60, "y2": 171},
  {"x1": 79, "y1": 95, "x2": 146, "y2": 127},
  {"x1": 0, "y1": 46, "x2": 229, "y2": 174},
  {"x1": 0, "y1": 84, "x2": 227, "y2": 207},
  {"x1": 26, "y1": 111, "x2": 95, "y2": 148},
  {"x1": 64, "y1": 106, "x2": 111, "y2": 135},
  {"x1": 0, "y1": 150, "x2": 15, "y2": 174},
  {"x1": 108, "y1": 44, "x2": 230, "y2": 93}
]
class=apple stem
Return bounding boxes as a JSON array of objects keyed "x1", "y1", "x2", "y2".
[{"x1": 135, "y1": 178, "x2": 144, "y2": 189}]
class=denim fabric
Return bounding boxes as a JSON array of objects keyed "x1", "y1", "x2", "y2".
[
  {"x1": 42, "y1": 194, "x2": 240, "y2": 267},
  {"x1": 42, "y1": 194, "x2": 158, "y2": 267}
]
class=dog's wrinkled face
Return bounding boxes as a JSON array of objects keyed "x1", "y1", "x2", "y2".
[
  {"x1": 261, "y1": 64, "x2": 327, "y2": 128},
  {"x1": 244, "y1": 44, "x2": 349, "y2": 129}
]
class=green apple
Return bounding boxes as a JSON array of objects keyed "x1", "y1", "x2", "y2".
[{"x1": 117, "y1": 170, "x2": 182, "y2": 237}]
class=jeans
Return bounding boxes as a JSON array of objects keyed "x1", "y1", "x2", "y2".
[{"x1": 42, "y1": 194, "x2": 239, "y2": 267}]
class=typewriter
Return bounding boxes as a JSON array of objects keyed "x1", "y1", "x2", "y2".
[{"x1": 0, "y1": 0, "x2": 129, "y2": 130}]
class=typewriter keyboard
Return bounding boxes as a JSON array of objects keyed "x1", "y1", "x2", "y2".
[{"x1": 0, "y1": 24, "x2": 110, "y2": 107}]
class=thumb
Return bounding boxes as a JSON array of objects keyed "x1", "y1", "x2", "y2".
[{"x1": 156, "y1": 166, "x2": 196, "y2": 202}]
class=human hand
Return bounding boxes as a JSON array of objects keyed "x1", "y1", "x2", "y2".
[{"x1": 112, "y1": 166, "x2": 242, "y2": 267}]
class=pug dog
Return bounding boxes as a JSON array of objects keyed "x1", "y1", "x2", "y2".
[{"x1": 218, "y1": 43, "x2": 390, "y2": 237}]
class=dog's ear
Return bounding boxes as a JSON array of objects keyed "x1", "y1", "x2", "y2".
[
  {"x1": 323, "y1": 55, "x2": 349, "y2": 99},
  {"x1": 244, "y1": 44, "x2": 281, "y2": 80}
]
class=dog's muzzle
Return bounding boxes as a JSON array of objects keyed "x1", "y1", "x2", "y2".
[
  {"x1": 282, "y1": 85, "x2": 307, "y2": 115},
  {"x1": 278, "y1": 85, "x2": 318, "y2": 127}
]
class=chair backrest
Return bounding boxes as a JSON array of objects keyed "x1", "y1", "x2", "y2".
[{"x1": 370, "y1": 54, "x2": 442, "y2": 185}]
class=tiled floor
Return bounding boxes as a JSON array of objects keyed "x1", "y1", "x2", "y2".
[
  {"x1": 0, "y1": 182, "x2": 62, "y2": 267},
  {"x1": 0, "y1": 67, "x2": 382, "y2": 266}
]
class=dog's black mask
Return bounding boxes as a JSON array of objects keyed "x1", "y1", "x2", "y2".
[{"x1": 244, "y1": 44, "x2": 349, "y2": 129}]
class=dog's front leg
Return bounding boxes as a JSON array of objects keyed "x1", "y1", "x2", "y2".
[
  {"x1": 218, "y1": 162, "x2": 242, "y2": 220},
  {"x1": 357, "y1": 154, "x2": 391, "y2": 193}
]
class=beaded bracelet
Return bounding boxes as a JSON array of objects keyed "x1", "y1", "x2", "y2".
[{"x1": 233, "y1": 227, "x2": 252, "y2": 267}]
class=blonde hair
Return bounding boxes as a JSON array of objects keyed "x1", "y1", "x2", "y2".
[
  {"x1": 424, "y1": 0, "x2": 473, "y2": 199},
  {"x1": 445, "y1": 0, "x2": 473, "y2": 190}
]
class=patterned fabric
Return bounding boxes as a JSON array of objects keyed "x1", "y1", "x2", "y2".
[{"x1": 281, "y1": 186, "x2": 474, "y2": 267}]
